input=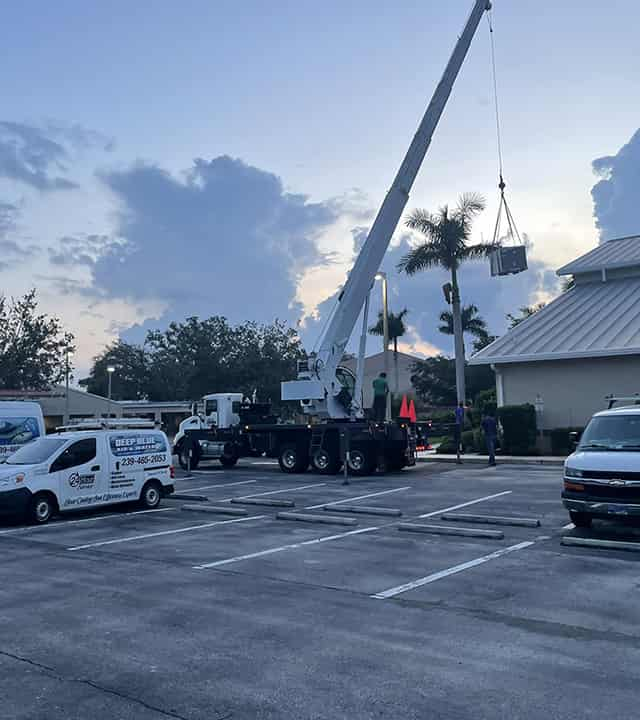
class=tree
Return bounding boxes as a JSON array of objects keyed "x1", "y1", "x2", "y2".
[
  {"x1": 80, "y1": 341, "x2": 150, "y2": 400},
  {"x1": 410, "y1": 356, "x2": 495, "y2": 407},
  {"x1": 506, "y1": 303, "x2": 546, "y2": 328},
  {"x1": 369, "y1": 308, "x2": 409, "y2": 394},
  {"x1": 0, "y1": 290, "x2": 75, "y2": 390},
  {"x1": 438, "y1": 304, "x2": 488, "y2": 352},
  {"x1": 399, "y1": 193, "x2": 493, "y2": 403},
  {"x1": 471, "y1": 332, "x2": 497, "y2": 353}
]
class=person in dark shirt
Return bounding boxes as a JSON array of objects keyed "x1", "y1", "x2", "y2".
[
  {"x1": 481, "y1": 412, "x2": 498, "y2": 467},
  {"x1": 372, "y1": 372, "x2": 389, "y2": 422}
]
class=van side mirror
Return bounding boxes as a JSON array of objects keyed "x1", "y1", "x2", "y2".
[{"x1": 569, "y1": 431, "x2": 580, "y2": 450}]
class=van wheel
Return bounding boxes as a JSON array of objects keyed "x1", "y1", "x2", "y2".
[
  {"x1": 28, "y1": 492, "x2": 57, "y2": 525},
  {"x1": 278, "y1": 444, "x2": 309, "y2": 474},
  {"x1": 220, "y1": 455, "x2": 238, "y2": 468},
  {"x1": 569, "y1": 511, "x2": 592, "y2": 528},
  {"x1": 140, "y1": 481, "x2": 162, "y2": 509}
]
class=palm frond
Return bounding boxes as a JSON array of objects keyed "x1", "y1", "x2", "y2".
[
  {"x1": 459, "y1": 243, "x2": 495, "y2": 261},
  {"x1": 397, "y1": 243, "x2": 441, "y2": 275},
  {"x1": 456, "y1": 192, "x2": 486, "y2": 220}
]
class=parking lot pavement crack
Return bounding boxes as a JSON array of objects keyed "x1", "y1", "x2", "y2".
[{"x1": 0, "y1": 647, "x2": 233, "y2": 720}]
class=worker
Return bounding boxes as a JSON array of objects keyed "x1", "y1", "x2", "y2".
[
  {"x1": 481, "y1": 410, "x2": 498, "y2": 467},
  {"x1": 372, "y1": 372, "x2": 389, "y2": 422}
]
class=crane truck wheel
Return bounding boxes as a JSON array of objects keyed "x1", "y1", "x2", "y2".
[
  {"x1": 220, "y1": 454, "x2": 238, "y2": 468},
  {"x1": 311, "y1": 448, "x2": 341, "y2": 475},
  {"x1": 278, "y1": 444, "x2": 309, "y2": 474},
  {"x1": 177, "y1": 440, "x2": 201, "y2": 471},
  {"x1": 347, "y1": 448, "x2": 376, "y2": 476}
]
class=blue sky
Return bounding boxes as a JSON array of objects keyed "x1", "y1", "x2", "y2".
[{"x1": 2, "y1": 0, "x2": 639, "y2": 375}]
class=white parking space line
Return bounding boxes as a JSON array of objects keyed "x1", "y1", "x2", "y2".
[
  {"x1": 67, "y1": 515, "x2": 265, "y2": 551},
  {"x1": 194, "y1": 526, "x2": 380, "y2": 569},
  {"x1": 195, "y1": 490, "x2": 512, "y2": 570},
  {"x1": 218, "y1": 483, "x2": 325, "y2": 503},
  {"x1": 0, "y1": 507, "x2": 176, "y2": 536},
  {"x1": 178, "y1": 480, "x2": 257, "y2": 494},
  {"x1": 372, "y1": 539, "x2": 539, "y2": 599},
  {"x1": 305, "y1": 486, "x2": 411, "y2": 510},
  {"x1": 417, "y1": 491, "x2": 512, "y2": 518}
]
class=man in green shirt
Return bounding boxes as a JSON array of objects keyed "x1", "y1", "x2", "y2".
[{"x1": 372, "y1": 372, "x2": 389, "y2": 422}]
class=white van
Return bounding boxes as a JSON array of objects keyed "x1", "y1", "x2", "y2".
[
  {"x1": 0, "y1": 401, "x2": 45, "y2": 461},
  {"x1": 0, "y1": 421, "x2": 174, "y2": 524},
  {"x1": 563, "y1": 405, "x2": 640, "y2": 528}
]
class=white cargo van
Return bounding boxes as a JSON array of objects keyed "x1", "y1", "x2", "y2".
[
  {"x1": 0, "y1": 401, "x2": 45, "y2": 461},
  {"x1": 0, "y1": 420, "x2": 174, "y2": 524}
]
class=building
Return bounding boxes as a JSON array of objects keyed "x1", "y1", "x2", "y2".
[
  {"x1": 342, "y1": 350, "x2": 420, "y2": 409},
  {"x1": 470, "y1": 234, "x2": 640, "y2": 431}
]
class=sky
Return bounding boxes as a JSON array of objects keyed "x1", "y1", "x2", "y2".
[{"x1": 1, "y1": 0, "x2": 639, "y2": 379}]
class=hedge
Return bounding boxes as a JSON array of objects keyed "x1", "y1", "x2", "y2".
[
  {"x1": 497, "y1": 404, "x2": 537, "y2": 455},
  {"x1": 550, "y1": 427, "x2": 584, "y2": 456}
]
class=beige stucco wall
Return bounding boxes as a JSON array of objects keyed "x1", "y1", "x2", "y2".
[
  {"x1": 497, "y1": 355, "x2": 640, "y2": 429},
  {"x1": 342, "y1": 352, "x2": 418, "y2": 409}
]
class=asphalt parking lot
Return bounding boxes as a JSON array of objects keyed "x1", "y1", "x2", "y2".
[{"x1": 2, "y1": 459, "x2": 640, "y2": 719}]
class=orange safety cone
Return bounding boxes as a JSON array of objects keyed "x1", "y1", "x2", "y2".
[
  {"x1": 408, "y1": 399, "x2": 417, "y2": 424},
  {"x1": 399, "y1": 395, "x2": 410, "y2": 419}
]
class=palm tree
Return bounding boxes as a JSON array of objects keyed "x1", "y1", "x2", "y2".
[
  {"x1": 398, "y1": 193, "x2": 493, "y2": 403},
  {"x1": 438, "y1": 304, "x2": 488, "y2": 353},
  {"x1": 369, "y1": 308, "x2": 409, "y2": 394}
]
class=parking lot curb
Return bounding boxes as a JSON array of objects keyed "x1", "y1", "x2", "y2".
[
  {"x1": 561, "y1": 536, "x2": 640, "y2": 552},
  {"x1": 324, "y1": 505, "x2": 402, "y2": 517},
  {"x1": 170, "y1": 493, "x2": 209, "y2": 502},
  {"x1": 418, "y1": 456, "x2": 564, "y2": 466},
  {"x1": 181, "y1": 504, "x2": 249, "y2": 516},
  {"x1": 276, "y1": 512, "x2": 358, "y2": 526},
  {"x1": 231, "y1": 498, "x2": 295, "y2": 508},
  {"x1": 398, "y1": 523, "x2": 504, "y2": 539},
  {"x1": 442, "y1": 513, "x2": 540, "y2": 528}
]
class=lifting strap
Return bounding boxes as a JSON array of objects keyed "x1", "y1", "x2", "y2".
[{"x1": 487, "y1": 9, "x2": 522, "y2": 247}]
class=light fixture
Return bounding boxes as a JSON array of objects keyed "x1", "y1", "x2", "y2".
[{"x1": 107, "y1": 366, "x2": 115, "y2": 374}]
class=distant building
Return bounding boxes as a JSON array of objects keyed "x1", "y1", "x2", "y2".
[
  {"x1": 470, "y1": 234, "x2": 640, "y2": 430},
  {"x1": 342, "y1": 351, "x2": 420, "y2": 409}
]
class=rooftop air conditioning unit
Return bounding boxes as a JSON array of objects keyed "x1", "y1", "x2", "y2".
[{"x1": 489, "y1": 245, "x2": 528, "y2": 277}]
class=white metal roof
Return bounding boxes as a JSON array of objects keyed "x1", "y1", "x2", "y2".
[
  {"x1": 470, "y1": 277, "x2": 640, "y2": 365},
  {"x1": 557, "y1": 235, "x2": 640, "y2": 276}
]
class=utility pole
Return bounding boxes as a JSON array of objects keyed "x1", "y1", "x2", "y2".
[
  {"x1": 107, "y1": 365, "x2": 115, "y2": 418},
  {"x1": 64, "y1": 346, "x2": 71, "y2": 425},
  {"x1": 376, "y1": 272, "x2": 391, "y2": 421}
]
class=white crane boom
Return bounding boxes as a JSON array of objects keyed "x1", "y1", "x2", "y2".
[{"x1": 282, "y1": 0, "x2": 492, "y2": 418}]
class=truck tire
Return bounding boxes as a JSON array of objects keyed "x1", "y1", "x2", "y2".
[
  {"x1": 140, "y1": 481, "x2": 162, "y2": 509},
  {"x1": 311, "y1": 447, "x2": 341, "y2": 475},
  {"x1": 177, "y1": 440, "x2": 200, "y2": 471},
  {"x1": 569, "y1": 511, "x2": 592, "y2": 528},
  {"x1": 278, "y1": 444, "x2": 309, "y2": 474},
  {"x1": 220, "y1": 455, "x2": 238, "y2": 468},
  {"x1": 347, "y1": 448, "x2": 376, "y2": 476},
  {"x1": 27, "y1": 492, "x2": 57, "y2": 525}
]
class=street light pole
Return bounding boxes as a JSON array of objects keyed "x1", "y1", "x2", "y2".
[
  {"x1": 64, "y1": 346, "x2": 70, "y2": 425},
  {"x1": 107, "y1": 366, "x2": 115, "y2": 418},
  {"x1": 376, "y1": 272, "x2": 391, "y2": 422}
]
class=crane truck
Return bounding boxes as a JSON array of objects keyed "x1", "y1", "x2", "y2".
[{"x1": 173, "y1": 0, "x2": 493, "y2": 476}]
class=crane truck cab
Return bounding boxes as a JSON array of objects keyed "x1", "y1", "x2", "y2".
[
  {"x1": 0, "y1": 420, "x2": 174, "y2": 524},
  {"x1": 0, "y1": 401, "x2": 45, "y2": 462}
]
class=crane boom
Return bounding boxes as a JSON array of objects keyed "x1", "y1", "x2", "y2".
[{"x1": 282, "y1": 0, "x2": 492, "y2": 418}]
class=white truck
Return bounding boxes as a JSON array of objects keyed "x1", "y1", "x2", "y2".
[
  {"x1": 0, "y1": 420, "x2": 175, "y2": 524},
  {"x1": 0, "y1": 401, "x2": 46, "y2": 462},
  {"x1": 175, "y1": 0, "x2": 492, "y2": 476}
]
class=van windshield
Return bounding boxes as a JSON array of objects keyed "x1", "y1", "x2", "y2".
[
  {"x1": 5, "y1": 438, "x2": 67, "y2": 465},
  {"x1": 579, "y1": 415, "x2": 640, "y2": 450}
]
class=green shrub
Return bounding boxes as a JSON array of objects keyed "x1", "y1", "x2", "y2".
[
  {"x1": 550, "y1": 427, "x2": 584, "y2": 456},
  {"x1": 470, "y1": 389, "x2": 498, "y2": 427},
  {"x1": 497, "y1": 404, "x2": 537, "y2": 455},
  {"x1": 436, "y1": 435, "x2": 457, "y2": 454}
]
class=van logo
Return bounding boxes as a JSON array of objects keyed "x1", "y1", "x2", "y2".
[
  {"x1": 68, "y1": 472, "x2": 95, "y2": 489},
  {"x1": 609, "y1": 479, "x2": 626, "y2": 486}
]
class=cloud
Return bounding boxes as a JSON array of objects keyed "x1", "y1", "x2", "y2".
[
  {"x1": 57, "y1": 156, "x2": 342, "y2": 339},
  {"x1": 592, "y1": 128, "x2": 640, "y2": 242},
  {"x1": 0, "y1": 121, "x2": 80, "y2": 190},
  {"x1": 0, "y1": 201, "x2": 39, "y2": 271}
]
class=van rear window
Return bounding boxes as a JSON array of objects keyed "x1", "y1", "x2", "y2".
[
  {"x1": 109, "y1": 433, "x2": 167, "y2": 457},
  {"x1": 0, "y1": 417, "x2": 41, "y2": 456}
]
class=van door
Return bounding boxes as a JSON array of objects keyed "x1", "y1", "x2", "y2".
[{"x1": 51, "y1": 437, "x2": 105, "y2": 511}]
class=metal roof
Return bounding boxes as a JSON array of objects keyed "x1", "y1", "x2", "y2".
[
  {"x1": 557, "y1": 235, "x2": 640, "y2": 276},
  {"x1": 470, "y1": 277, "x2": 640, "y2": 365}
]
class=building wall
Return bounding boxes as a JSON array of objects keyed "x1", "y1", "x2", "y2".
[
  {"x1": 497, "y1": 355, "x2": 640, "y2": 429},
  {"x1": 342, "y1": 351, "x2": 418, "y2": 409}
]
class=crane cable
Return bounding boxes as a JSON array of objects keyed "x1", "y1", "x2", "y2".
[{"x1": 487, "y1": 9, "x2": 522, "y2": 247}]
